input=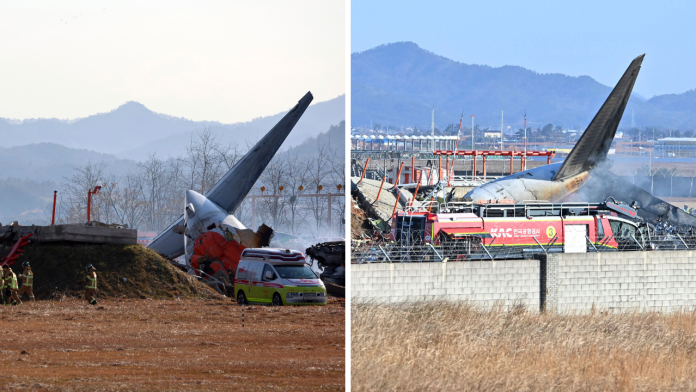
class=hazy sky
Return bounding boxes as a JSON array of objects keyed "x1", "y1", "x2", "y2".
[
  {"x1": 0, "y1": 1, "x2": 344, "y2": 122},
  {"x1": 353, "y1": 0, "x2": 696, "y2": 99}
]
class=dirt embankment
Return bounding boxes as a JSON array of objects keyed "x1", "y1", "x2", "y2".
[{"x1": 0, "y1": 243, "x2": 219, "y2": 300}]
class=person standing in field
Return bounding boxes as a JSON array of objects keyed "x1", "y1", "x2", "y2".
[
  {"x1": 2, "y1": 264, "x2": 22, "y2": 305},
  {"x1": 18, "y1": 261, "x2": 35, "y2": 302},
  {"x1": 83, "y1": 264, "x2": 98, "y2": 305}
]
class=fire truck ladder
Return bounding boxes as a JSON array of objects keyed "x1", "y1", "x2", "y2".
[
  {"x1": 1, "y1": 233, "x2": 33, "y2": 267},
  {"x1": 400, "y1": 207, "x2": 415, "y2": 261}
]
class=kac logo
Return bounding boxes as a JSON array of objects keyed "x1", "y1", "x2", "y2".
[{"x1": 490, "y1": 228, "x2": 512, "y2": 238}]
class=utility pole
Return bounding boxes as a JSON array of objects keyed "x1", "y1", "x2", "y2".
[
  {"x1": 471, "y1": 115, "x2": 475, "y2": 150},
  {"x1": 524, "y1": 111, "x2": 527, "y2": 170},
  {"x1": 456, "y1": 112, "x2": 463, "y2": 153},
  {"x1": 500, "y1": 110, "x2": 504, "y2": 151},
  {"x1": 633, "y1": 109, "x2": 640, "y2": 150},
  {"x1": 431, "y1": 107, "x2": 435, "y2": 136}
]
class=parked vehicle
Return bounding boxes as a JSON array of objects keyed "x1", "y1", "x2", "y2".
[
  {"x1": 234, "y1": 248, "x2": 327, "y2": 306},
  {"x1": 390, "y1": 200, "x2": 649, "y2": 258}
]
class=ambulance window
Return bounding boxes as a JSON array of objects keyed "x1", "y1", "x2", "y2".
[
  {"x1": 274, "y1": 265, "x2": 317, "y2": 279},
  {"x1": 251, "y1": 263, "x2": 263, "y2": 282},
  {"x1": 236, "y1": 264, "x2": 248, "y2": 280},
  {"x1": 262, "y1": 264, "x2": 276, "y2": 281}
]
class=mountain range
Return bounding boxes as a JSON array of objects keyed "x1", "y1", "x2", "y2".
[
  {"x1": 0, "y1": 120, "x2": 345, "y2": 225},
  {"x1": 352, "y1": 42, "x2": 696, "y2": 131},
  {"x1": 0, "y1": 95, "x2": 345, "y2": 225},
  {"x1": 0, "y1": 95, "x2": 345, "y2": 160}
]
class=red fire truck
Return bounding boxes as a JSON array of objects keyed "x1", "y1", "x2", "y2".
[{"x1": 390, "y1": 200, "x2": 648, "y2": 257}]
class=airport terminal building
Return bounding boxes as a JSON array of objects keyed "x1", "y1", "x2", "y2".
[{"x1": 654, "y1": 138, "x2": 696, "y2": 157}]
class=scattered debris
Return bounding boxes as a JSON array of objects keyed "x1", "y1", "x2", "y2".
[{"x1": 306, "y1": 241, "x2": 345, "y2": 297}]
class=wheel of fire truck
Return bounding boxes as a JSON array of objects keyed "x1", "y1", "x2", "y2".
[
  {"x1": 237, "y1": 290, "x2": 247, "y2": 305},
  {"x1": 272, "y1": 293, "x2": 283, "y2": 306}
]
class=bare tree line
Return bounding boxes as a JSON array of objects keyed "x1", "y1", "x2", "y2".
[{"x1": 49, "y1": 126, "x2": 346, "y2": 239}]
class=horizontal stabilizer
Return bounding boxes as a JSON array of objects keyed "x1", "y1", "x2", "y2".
[
  {"x1": 147, "y1": 215, "x2": 185, "y2": 259},
  {"x1": 553, "y1": 55, "x2": 644, "y2": 181}
]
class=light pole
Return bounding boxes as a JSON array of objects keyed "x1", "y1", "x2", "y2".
[
  {"x1": 471, "y1": 115, "x2": 474, "y2": 150},
  {"x1": 524, "y1": 111, "x2": 527, "y2": 170},
  {"x1": 87, "y1": 185, "x2": 102, "y2": 223},
  {"x1": 51, "y1": 191, "x2": 57, "y2": 225}
]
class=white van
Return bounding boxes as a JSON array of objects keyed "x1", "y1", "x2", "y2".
[{"x1": 234, "y1": 248, "x2": 327, "y2": 306}]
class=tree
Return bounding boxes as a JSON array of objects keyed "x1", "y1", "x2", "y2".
[
  {"x1": 137, "y1": 154, "x2": 172, "y2": 232},
  {"x1": 283, "y1": 154, "x2": 310, "y2": 235},
  {"x1": 60, "y1": 162, "x2": 109, "y2": 224}
]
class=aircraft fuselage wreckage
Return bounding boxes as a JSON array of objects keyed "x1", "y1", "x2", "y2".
[
  {"x1": 148, "y1": 92, "x2": 313, "y2": 284},
  {"x1": 464, "y1": 55, "x2": 696, "y2": 229}
]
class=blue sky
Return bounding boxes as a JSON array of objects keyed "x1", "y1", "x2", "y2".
[{"x1": 352, "y1": 0, "x2": 696, "y2": 98}]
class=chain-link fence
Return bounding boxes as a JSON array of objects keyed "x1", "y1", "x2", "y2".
[{"x1": 351, "y1": 232, "x2": 696, "y2": 264}]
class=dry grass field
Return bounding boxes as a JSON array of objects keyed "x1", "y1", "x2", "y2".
[
  {"x1": 0, "y1": 298, "x2": 344, "y2": 391},
  {"x1": 352, "y1": 301, "x2": 696, "y2": 391}
]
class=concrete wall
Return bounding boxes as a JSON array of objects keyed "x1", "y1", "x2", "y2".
[
  {"x1": 0, "y1": 224, "x2": 137, "y2": 245},
  {"x1": 545, "y1": 250, "x2": 696, "y2": 312},
  {"x1": 352, "y1": 259, "x2": 540, "y2": 309},
  {"x1": 352, "y1": 250, "x2": 696, "y2": 313}
]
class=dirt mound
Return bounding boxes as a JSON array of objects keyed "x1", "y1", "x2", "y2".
[{"x1": 3, "y1": 243, "x2": 220, "y2": 300}]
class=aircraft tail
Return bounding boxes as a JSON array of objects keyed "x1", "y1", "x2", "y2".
[
  {"x1": 206, "y1": 92, "x2": 313, "y2": 213},
  {"x1": 553, "y1": 55, "x2": 644, "y2": 181},
  {"x1": 148, "y1": 92, "x2": 313, "y2": 258}
]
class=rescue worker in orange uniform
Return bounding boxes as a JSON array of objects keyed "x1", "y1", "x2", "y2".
[
  {"x1": 2, "y1": 264, "x2": 22, "y2": 305},
  {"x1": 83, "y1": 264, "x2": 98, "y2": 305},
  {"x1": 18, "y1": 261, "x2": 35, "y2": 302}
]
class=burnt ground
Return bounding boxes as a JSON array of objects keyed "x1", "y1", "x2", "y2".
[{"x1": 0, "y1": 299, "x2": 344, "y2": 391}]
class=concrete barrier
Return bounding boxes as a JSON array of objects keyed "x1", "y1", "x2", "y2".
[
  {"x1": 352, "y1": 259, "x2": 540, "y2": 309},
  {"x1": 352, "y1": 250, "x2": 696, "y2": 313},
  {"x1": 0, "y1": 224, "x2": 137, "y2": 245},
  {"x1": 543, "y1": 250, "x2": 696, "y2": 312}
]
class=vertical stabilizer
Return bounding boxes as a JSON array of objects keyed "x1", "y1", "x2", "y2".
[
  {"x1": 553, "y1": 55, "x2": 644, "y2": 181},
  {"x1": 206, "y1": 92, "x2": 313, "y2": 212}
]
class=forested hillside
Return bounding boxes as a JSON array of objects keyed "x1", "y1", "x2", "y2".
[{"x1": 352, "y1": 42, "x2": 696, "y2": 130}]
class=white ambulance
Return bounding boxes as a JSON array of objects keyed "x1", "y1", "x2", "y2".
[{"x1": 234, "y1": 248, "x2": 327, "y2": 306}]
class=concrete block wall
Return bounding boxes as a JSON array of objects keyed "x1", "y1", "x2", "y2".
[
  {"x1": 353, "y1": 250, "x2": 696, "y2": 313},
  {"x1": 545, "y1": 250, "x2": 696, "y2": 312},
  {"x1": 352, "y1": 260, "x2": 540, "y2": 308}
]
